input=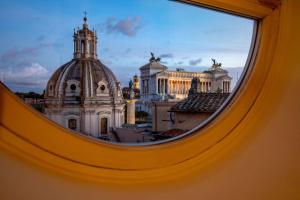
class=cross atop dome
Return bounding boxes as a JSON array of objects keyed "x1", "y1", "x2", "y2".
[
  {"x1": 83, "y1": 11, "x2": 88, "y2": 29},
  {"x1": 83, "y1": 11, "x2": 87, "y2": 23}
]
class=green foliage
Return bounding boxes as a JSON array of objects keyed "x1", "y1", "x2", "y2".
[{"x1": 15, "y1": 91, "x2": 44, "y2": 99}]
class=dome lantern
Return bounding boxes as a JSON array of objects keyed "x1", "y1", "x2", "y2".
[{"x1": 73, "y1": 12, "x2": 97, "y2": 59}]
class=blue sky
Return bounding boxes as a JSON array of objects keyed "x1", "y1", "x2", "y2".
[{"x1": 0, "y1": 0, "x2": 254, "y2": 93}]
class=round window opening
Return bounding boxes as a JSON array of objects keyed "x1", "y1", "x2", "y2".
[
  {"x1": 2, "y1": 1, "x2": 256, "y2": 145},
  {"x1": 100, "y1": 85, "x2": 105, "y2": 91},
  {"x1": 70, "y1": 84, "x2": 76, "y2": 91}
]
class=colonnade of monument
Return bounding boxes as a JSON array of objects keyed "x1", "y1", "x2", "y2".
[
  {"x1": 156, "y1": 78, "x2": 213, "y2": 95},
  {"x1": 222, "y1": 81, "x2": 230, "y2": 93}
]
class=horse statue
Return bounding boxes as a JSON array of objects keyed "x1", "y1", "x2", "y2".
[
  {"x1": 211, "y1": 58, "x2": 222, "y2": 70},
  {"x1": 149, "y1": 52, "x2": 161, "y2": 62}
]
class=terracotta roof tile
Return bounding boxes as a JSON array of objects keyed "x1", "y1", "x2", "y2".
[{"x1": 170, "y1": 93, "x2": 230, "y2": 113}]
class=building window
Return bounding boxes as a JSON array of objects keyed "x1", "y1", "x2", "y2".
[
  {"x1": 100, "y1": 85, "x2": 105, "y2": 91},
  {"x1": 146, "y1": 79, "x2": 149, "y2": 93},
  {"x1": 68, "y1": 119, "x2": 77, "y2": 130},
  {"x1": 70, "y1": 84, "x2": 76, "y2": 91},
  {"x1": 90, "y1": 42, "x2": 93, "y2": 54},
  {"x1": 81, "y1": 40, "x2": 85, "y2": 53},
  {"x1": 142, "y1": 80, "x2": 145, "y2": 94},
  {"x1": 101, "y1": 118, "x2": 108, "y2": 134}
]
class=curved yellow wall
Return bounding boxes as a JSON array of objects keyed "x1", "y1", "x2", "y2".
[{"x1": 0, "y1": 0, "x2": 299, "y2": 199}]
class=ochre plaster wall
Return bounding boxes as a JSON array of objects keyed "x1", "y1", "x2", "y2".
[
  {"x1": 152, "y1": 101, "x2": 178, "y2": 132},
  {"x1": 174, "y1": 112, "x2": 211, "y2": 130},
  {"x1": 0, "y1": 0, "x2": 299, "y2": 199}
]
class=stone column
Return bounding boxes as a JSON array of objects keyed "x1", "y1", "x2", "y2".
[
  {"x1": 126, "y1": 99, "x2": 137, "y2": 125},
  {"x1": 173, "y1": 80, "x2": 177, "y2": 94},
  {"x1": 156, "y1": 78, "x2": 159, "y2": 94},
  {"x1": 163, "y1": 78, "x2": 166, "y2": 95},
  {"x1": 94, "y1": 37, "x2": 97, "y2": 58},
  {"x1": 73, "y1": 40, "x2": 76, "y2": 54},
  {"x1": 180, "y1": 81, "x2": 182, "y2": 94},
  {"x1": 174, "y1": 81, "x2": 176, "y2": 94},
  {"x1": 172, "y1": 81, "x2": 175, "y2": 94},
  {"x1": 146, "y1": 80, "x2": 149, "y2": 93},
  {"x1": 173, "y1": 81, "x2": 175, "y2": 94},
  {"x1": 199, "y1": 81, "x2": 202, "y2": 92},
  {"x1": 187, "y1": 81, "x2": 189, "y2": 93},
  {"x1": 76, "y1": 40, "x2": 79, "y2": 53},
  {"x1": 159, "y1": 79, "x2": 161, "y2": 94},
  {"x1": 165, "y1": 79, "x2": 168, "y2": 94},
  {"x1": 161, "y1": 79, "x2": 164, "y2": 94},
  {"x1": 227, "y1": 82, "x2": 229, "y2": 92},
  {"x1": 161, "y1": 79, "x2": 163, "y2": 94},
  {"x1": 181, "y1": 81, "x2": 183, "y2": 94},
  {"x1": 160, "y1": 78, "x2": 163, "y2": 95}
]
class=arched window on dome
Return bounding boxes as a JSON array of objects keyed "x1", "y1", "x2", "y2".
[
  {"x1": 89, "y1": 41, "x2": 93, "y2": 55},
  {"x1": 65, "y1": 80, "x2": 80, "y2": 97},
  {"x1": 48, "y1": 82, "x2": 54, "y2": 96},
  {"x1": 96, "y1": 81, "x2": 109, "y2": 96},
  {"x1": 73, "y1": 41, "x2": 76, "y2": 54},
  {"x1": 86, "y1": 42, "x2": 89, "y2": 54},
  {"x1": 81, "y1": 40, "x2": 85, "y2": 54}
]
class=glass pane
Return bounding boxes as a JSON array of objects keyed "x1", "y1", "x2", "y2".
[{"x1": 0, "y1": 0, "x2": 255, "y2": 144}]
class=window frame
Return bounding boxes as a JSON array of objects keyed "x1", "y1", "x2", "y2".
[{"x1": 0, "y1": 0, "x2": 280, "y2": 183}]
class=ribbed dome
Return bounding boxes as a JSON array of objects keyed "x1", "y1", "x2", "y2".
[
  {"x1": 44, "y1": 15, "x2": 124, "y2": 105},
  {"x1": 44, "y1": 16, "x2": 125, "y2": 137},
  {"x1": 45, "y1": 59, "x2": 123, "y2": 103}
]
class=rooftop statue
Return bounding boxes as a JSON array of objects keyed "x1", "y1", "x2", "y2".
[
  {"x1": 211, "y1": 58, "x2": 222, "y2": 70},
  {"x1": 149, "y1": 52, "x2": 156, "y2": 62},
  {"x1": 129, "y1": 79, "x2": 133, "y2": 89},
  {"x1": 149, "y1": 52, "x2": 161, "y2": 62}
]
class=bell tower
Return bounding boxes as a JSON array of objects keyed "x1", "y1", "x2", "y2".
[
  {"x1": 133, "y1": 75, "x2": 139, "y2": 89},
  {"x1": 73, "y1": 12, "x2": 97, "y2": 59}
]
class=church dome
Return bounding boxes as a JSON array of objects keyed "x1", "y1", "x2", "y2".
[
  {"x1": 45, "y1": 16, "x2": 123, "y2": 105},
  {"x1": 45, "y1": 59, "x2": 123, "y2": 101},
  {"x1": 43, "y1": 14, "x2": 125, "y2": 138}
]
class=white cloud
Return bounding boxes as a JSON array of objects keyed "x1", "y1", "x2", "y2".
[
  {"x1": 1, "y1": 62, "x2": 49, "y2": 87},
  {"x1": 189, "y1": 58, "x2": 202, "y2": 66},
  {"x1": 103, "y1": 16, "x2": 143, "y2": 37}
]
